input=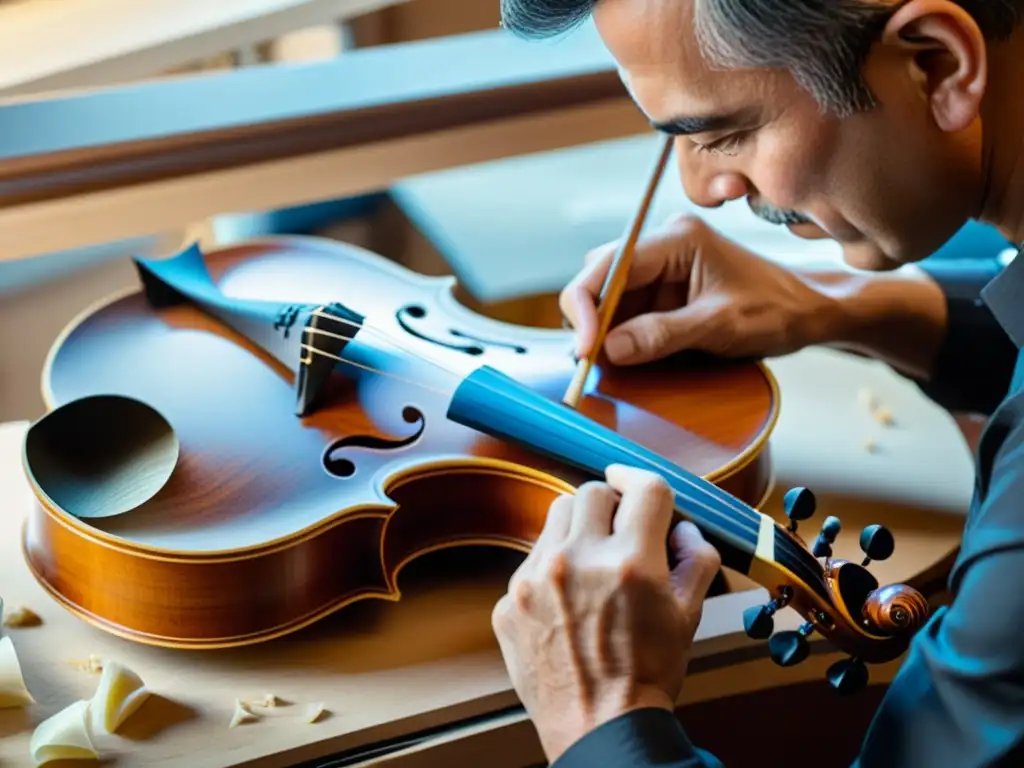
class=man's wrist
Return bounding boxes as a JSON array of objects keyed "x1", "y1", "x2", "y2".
[
  {"x1": 537, "y1": 688, "x2": 676, "y2": 763},
  {"x1": 797, "y1": 263, "x2": 948, "y2": 380}
]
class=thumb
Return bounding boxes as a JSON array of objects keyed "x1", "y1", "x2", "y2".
[
  {"x1": 668, "y1": 521, "x2": 722, "y2": 607},
  {"x1": 603, "y1": 304, "x2": 709, "y2": 365}
]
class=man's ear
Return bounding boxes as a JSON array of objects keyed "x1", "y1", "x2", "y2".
[{"x1": 880, "y1": 0, "x2": 987, "y2": 132}]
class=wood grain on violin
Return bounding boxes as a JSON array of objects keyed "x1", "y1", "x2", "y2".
[{"x1": 20, "y1": 236, "x2": 928, "y2": 676}]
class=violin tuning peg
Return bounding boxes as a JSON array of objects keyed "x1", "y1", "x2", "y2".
[
  {"x1": 742, "y1": 603, "x2": 777, "y2": 640},
  {"x1": 768, "y1": 621, "x2": 814, "y2": 667},
  {"x1": 743, "y1": 589, "x2": 792, "y2": 641},
  {"x1": 811, "y1": 515, "x2": 842, "y2": 558},
  {"x1": 782, "y1": 487, "x2": 816, "y2": 532},
  {"x1": 859, "y1": 524, "x2": 895, "y2": 567},
  {"x1": 826, "y1": 656, "x2": 869, "y2": 695}
]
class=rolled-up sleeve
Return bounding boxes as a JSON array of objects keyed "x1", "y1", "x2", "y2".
[{"x1": 915, "y1": 257, "x2": 1017, "y2": 415}]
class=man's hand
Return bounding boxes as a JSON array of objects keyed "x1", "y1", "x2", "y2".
[
  {"x1": 491, "y1": 465, "x2": 721, "y2": 763},
  {"x1": 559, "y1": 213, "x2": 948, "y2": 380}
]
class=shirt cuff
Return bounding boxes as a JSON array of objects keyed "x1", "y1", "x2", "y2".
[
  {"x1": 914, "y1": 257, "x2": 1017, "y2": 415},
  {"x1": 551, "y1": 707, "x2": 722, "y2": 768}
]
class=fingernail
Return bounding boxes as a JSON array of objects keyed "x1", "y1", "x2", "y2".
[{"x1": 604, "y1": 333, "x2": 633, "y2": 361}]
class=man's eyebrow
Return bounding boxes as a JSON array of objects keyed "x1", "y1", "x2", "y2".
[{"x1": 651, "y1": 113, "x2": 743, "y2": 136}]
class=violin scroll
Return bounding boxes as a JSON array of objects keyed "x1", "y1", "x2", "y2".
[
  {"x1": 744, "y1": 490, "x2": 931, "y2": 695},
  {"x1": 862, "y1": 583, "x2": 930, "y2": 636}
]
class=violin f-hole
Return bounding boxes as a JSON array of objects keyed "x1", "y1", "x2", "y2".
[
  {"x1": 396, "y1": 305, "x2": 527, "y2": 356},
  {"x1": 321, "y1": 405, "x2": 427, "y2": 478}
]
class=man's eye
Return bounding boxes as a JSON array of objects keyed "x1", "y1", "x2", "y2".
[{"x1": 695, "y1": 133, "x2": 745, "y2": 155}]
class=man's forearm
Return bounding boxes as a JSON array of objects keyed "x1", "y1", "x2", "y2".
[
  {"x1": 798, "y1": 262, "x2": 949, "y2": 381},
  {"x1": 795, "y1": 257, "x2": 1017, "y2": 416}
]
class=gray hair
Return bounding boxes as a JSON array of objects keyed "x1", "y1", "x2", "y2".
[{"x1": 500, "y1": 0, "x2": 1024, "y2": 116}]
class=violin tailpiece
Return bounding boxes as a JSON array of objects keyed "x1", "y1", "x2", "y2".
[{"x1": 132, "y1": 242, "x2": 367, "y2": 415}]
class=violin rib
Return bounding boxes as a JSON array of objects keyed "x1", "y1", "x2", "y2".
[{"x1": 25, "y1": 235, "x2": 780, "y2": 650}]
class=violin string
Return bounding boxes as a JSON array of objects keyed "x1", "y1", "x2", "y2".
[
  {"x1": 306, "y1": 310, "x2": 760, "y2": 517},
  {"x1": 300, "y1": 325, "x2": 760, "y2": 528},
  {"x1": 300, "y1": 336, "x2": 451, "y2": 397},
  {"x1": 304, "y1": 310, "x2": 768, "y2": 525},
  {"x1": 299, "y1": 335, "x2": 819, "y2": 581},
  {"x1": 301, "y1": 311, "x2": 820, "y2": 582}
]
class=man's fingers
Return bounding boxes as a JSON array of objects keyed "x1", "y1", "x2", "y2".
[
  {"x1": 603, "y1": 303, "x2": 712, "y2": 365},
  {"x1": 567, "y1": 481, "x2": 619, "y2": 540},
  {"x1": 559, "y1": 253, "x2": 611, "y2": 357},
  {"x1": 534, "y1": 493, "x2": 574, "y2": 553},
  {"x1": 668, "y1": 521, "x2": 722, "y2": 606},
  {"x1": 604, "y1": 465, "x2": 675, "y2": 559},
  {"x1": 507, "y1": 494, "x2": 573, "y2": 609},
  {"x1": 559, "y1": 228, "x2": 690, "y2": 358}
]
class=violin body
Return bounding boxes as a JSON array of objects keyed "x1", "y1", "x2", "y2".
[{"x1": 21, "y1": 236, "x2": 780, "y2": 650}]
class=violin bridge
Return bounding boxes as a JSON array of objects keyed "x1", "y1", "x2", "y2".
[{"x1": 295, "y1": 302, "x2": 365, "y2": 417}]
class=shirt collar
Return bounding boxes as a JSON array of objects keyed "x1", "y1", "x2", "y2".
[{"x1": 981, "y1": 243, "x2": 1024, "y2": 348}]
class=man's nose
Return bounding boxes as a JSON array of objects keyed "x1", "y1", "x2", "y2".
[{"x1": 678, "y1": 154, "x2": 749, "y2": 208}]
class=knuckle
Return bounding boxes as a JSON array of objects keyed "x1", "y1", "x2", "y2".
[
  {"x1": 557, "y1": 291, "x2": 577, "y2": 324},
  {"x1": 616, "y1": 554, "x2": 651, "y2": 584},
  {"x1": 576, "y1": 479, "x2": 615, "y2": 502},
  {"x1": 491, "y1": 595, "x2": 513, "y2": 634},
  {"x1": 637, "y1": 319, "x2": 671, "y2": 355},
  {"x1": 668, "y1": 212, "x2": 704, "y2": 235},
  {"x1": 636, "y1": 472, "x2": 673, "y2": 505},
  {"x1": 512, "y1": 576, "x2": 534, "y2": 612},
  {"x1": 694, "y1": 543, "x2": 722, "y2": 573},
  {"x1": 584, "y1": 242, "x2": 615, "y2": 265},
  {"x1": 549, "y1": 492, "x2": 573, "y2": 515},
  {"x1": 539, "y1": 547, "x2": 573, "y2": 585}
]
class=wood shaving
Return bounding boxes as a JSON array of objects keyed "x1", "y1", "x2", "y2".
[
  {"x1": 872, "y1": 407, "x2": 895, "y2": 427},
  {"x1": 229, "y1": 698, "x2": 258, "y2": 728},
  {"x1": 0, "y1": 636, "x2": 35, "y2": 708},
  {"x1": 305, "y1": 702, "x2": 327, "y2": 723},
  {"x1": 858, "y1": 387, "x2": 895, "y2": 427},
  {"x1": 242, "y1": 692, "x2": 288, "y2": 710},
  {"x1": 2, "y1": 605, "x2": 41, "y2": 628},
  {"x1": 29, "y1": 698, "x2": 97, "y2": 765},
  {"x1": 90, "y1": 659, "x2": 150, "y2": 734},
  {"x1": 862, "y1": 438, "x2": 880, "y2": 454}
]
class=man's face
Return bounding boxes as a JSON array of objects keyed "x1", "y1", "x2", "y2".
[{"x1": 592, "y1": 0, "x2": 986, "y2": 269}]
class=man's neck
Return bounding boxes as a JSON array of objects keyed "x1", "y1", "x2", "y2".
[{"x1": 978, "y1": 28, "x2": 1024, "y2": 247}]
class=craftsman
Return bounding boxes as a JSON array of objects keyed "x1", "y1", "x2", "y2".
[{"x1": 489, "y1": 1, "x2": 1024, "y2": 766}]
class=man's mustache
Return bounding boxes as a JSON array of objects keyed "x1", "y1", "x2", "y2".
[{"x1": 748, "y1": 198, "x2": 813, "y2": 226}]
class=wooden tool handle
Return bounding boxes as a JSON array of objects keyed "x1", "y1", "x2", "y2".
[{"x1": 562, "y1": 135, "x2": 674, "y2": 407}]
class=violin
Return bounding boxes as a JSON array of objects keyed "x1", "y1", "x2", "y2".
[{"x1": 19, "y1": 235, "x2": 929, "y2": 694}]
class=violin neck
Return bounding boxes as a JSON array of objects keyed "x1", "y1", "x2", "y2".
[{"x1": 446, "y1": 365, "x2": 765, "y2": 573}]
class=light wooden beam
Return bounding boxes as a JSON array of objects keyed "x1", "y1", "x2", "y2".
[
  {"x1": 0, "y1": 0, "x2": 408, "y2": 98},
  {"x1": 0, "y1": 98, "x2": 645, "y2": 261},
  {"x1": 0, "y1": 23, "x2": 641, "y2": 261}
]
